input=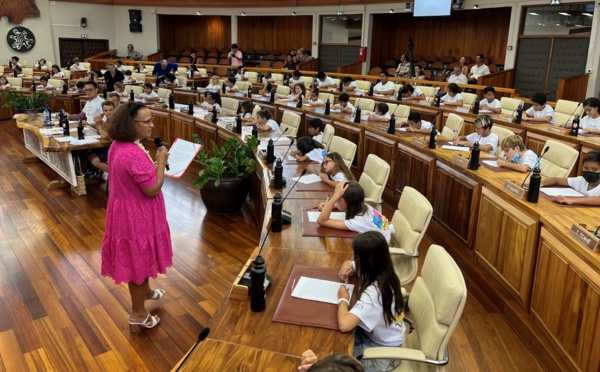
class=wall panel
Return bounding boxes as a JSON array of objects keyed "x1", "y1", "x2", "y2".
[
  {"x1": 158, "y1": 15, "x2": 231, "y2": 53},
  {"x1": 370, "y1": 8, "x2": 511, "y2": 69},
  {"x1": 237, "y1": 16, "x2": 312, "y2": 53}
]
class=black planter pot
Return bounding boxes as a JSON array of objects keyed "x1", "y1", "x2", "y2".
[
  {"x1": 14, "y1": 107, "x2": 45, "y2": 114},
  {"x1": 200, "y1": 176, "x2": 251, "y2": 215}
]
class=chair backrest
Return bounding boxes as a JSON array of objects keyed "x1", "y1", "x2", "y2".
[
  {"x1": 409, "y1": 245, "x2": 467, "y2": 363},
  {"x1": 322, "y1": 124, "x2": 335, "y2": 150},
  {"x1": 461, "y1": 92, "x2": 477, "y2": 109},
  {"x1": 21, "y1": 68, "x2": 33, "y2": 77},
  {"x1": 303, "y1": 77, "x2": 314, "y2": 88},
  {"x1": 82, "y1": 62, "x2": 91, "y2": 70},
  {"x1": 132, "y1": 73, "x2": 147, "y2": 83},
  {"x1": 441, "y1": 113, "x2": 464, "y2": 138},
  {"x1": 540, "y1": 139, "x2": 579, "y2": 177},
  {"x1": 157, "y1": 88, "x2": 171, "y2": 102},
  {"x1": 272, "y1": 73, "x2": 284, "y2": 83},
  {"x1": 125, "y1": 84, "x2": 143, "y2": 95},
  {"x1": 146, "y1": 65, "x2": 155, "y2": 73},
  {"x1": 252, "y1": 104, "x2": 261, "y2": 119},
  {"x1": 390, "y1": 187, "x2": 433, "y2": 285},
  {"x1": 176, "y1": 76, "x2": 188, "y2": 86},
  {"x1": 385, "y1": 102, "x2": 398, "y2": 115},
  {"x1": 500, "y1": 97, "x2": 524, "y2": 116},
  {"x1": 329, "y1": 136, "x2": 357, "y2": 168},
  {"x1": 355, "y1": 80, "x2": 371, "y2": 93},
  {"x1": 358, "y1": 154, "x2": 390, "y2": 204},
  {"x1": 198, "y1": 68, "x2": 208, "y2": 77},
  {"x1": 490, "y1": 125, "x2": 514, "y2": 158},
  {"x1": 318, "y1": 92, "x2": 334, "y2": 104},
  {"x1": 555, "y1": 99, "x2": 584, "y2": 125},
  {"x1": 124, "y1": 65, "x2": 134, "y2": 72},
  {"x1": 280, "y1": 110, "x2": 301, "y2": 137},
  {"x1": 394, "y1": 104, "x2": 410, "y2": 123},
  {"x1": 7, "y1": 77, "x2": 22, "y2": 88},
  {"x1": 246, "y1": 71, "x2": 258, "y2": 81},
  {"x1": 276, "y1": 85, "x2": 291, "y2": 95},
  {"x1": 419, "y1": 86, "x2": 436, "y2": 102},
  {"x1": 355, "y1": 97, "x2": 375, "y2": 113},
  {"x1": 235, "y1": 80, "x2": 251, "y2": 92},
  {"x1": 221, "y1": 97, "x2": 240, "y2": 114},
  {"x1": 0, "y1": 66, "x2": 3, "y2": 75},
  {"x1": 177, "y1": 67, "x2": 187, "y2": 76},
  {"x1": 48, "y1": 79, "x2": 64, "y2": 89}
]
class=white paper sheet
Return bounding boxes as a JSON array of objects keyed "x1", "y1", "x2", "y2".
[
  {"x1": 292, "y1": 174, "x2": 322, "y2": 184},
  {"x1": 540, "y1": 187, "x2": 585, "y2": 197},
  {"x1": 441, "y1": 145, "x2": 471, "y2": 152},
  {"x1": 397, "y1": 127, "x2": 409, "y2": 132},
  {"x1": 306, "y1": 211, "x2": 346, "y2": 223},
  {"x1": 482, "y1": 160, "x2": 499, "y2": 167},
  {"x1": 69, "y1": 138, "x2": 99, "y2": 145},
  {"x1": 479, "y1": 109, "x2": 492, "y2": 113},
  {"x1": 164, "y1": 138, "x2": 203, "y2": 178},
  {"x1": 291, "y1": 276, "x2": 354, "y2": 305}
]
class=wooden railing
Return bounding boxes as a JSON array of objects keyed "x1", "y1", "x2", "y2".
[
  {"x1": 477, "y1": 69, "x2": 515, "y2": 98},
  {"x1": 296, "y1": 58, "x2": 319, "y2": 72},
  {"x1": 145, "y1": 51, "x2": 165, "y2": 62},
  {"x1": 556, "y1": 72, "x2": 589, "y2": 102},
  {"x1": 85, "y1": 49, "x2": 117, "y2": 61},
  {"x1": 337, "y1": 61, "x2": 363, "y2": 75}
]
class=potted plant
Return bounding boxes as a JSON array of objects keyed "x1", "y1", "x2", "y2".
[
  {"x1": 1, "y1": 90, "x2": 50, "y2": 114},
  {"x1": 194, "y1": 135, "x2": 260, "y2": 215}
]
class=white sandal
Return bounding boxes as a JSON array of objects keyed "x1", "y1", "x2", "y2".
[
  {"x1": 147, "y1": 288, "x2": 166, "y2": 301},
  {"x1": 129, "y1": 313, "x2": 160, "y2": 333}
]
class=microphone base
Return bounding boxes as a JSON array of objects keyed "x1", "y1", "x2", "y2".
[{"x1": 282, "y1": 210, "x2": 292, "y2": 225}]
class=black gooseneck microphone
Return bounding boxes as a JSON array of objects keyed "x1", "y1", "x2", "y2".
[
  {"x1": 175, "y1": 327, "x2": 211, "y2": 372},
  {"x1": 280, "y1": 138, "x2": 296, "y2": 162},
  {"x1": 279, "y1": 169, "x2": 307, "y2": 223},
  {"x1": 561, "y1": 102, "x2": 582, "y2": 128},
  {"x1": 270, "y1": 127, "x2": 289, "y2": 145},
  {"x1": 154, "y1": 137, "x2": 170, "y2": 171},
  {"x1": 520, "y1": 146, "x2": 550, "y2": 188},
  {"x1": 509, "y1": 103, "x2": 521, "y2": 119}
]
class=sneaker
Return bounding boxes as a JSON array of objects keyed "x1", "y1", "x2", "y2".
[{"x1": 101, "y1": 172, "x2": 108, "y2": 182}]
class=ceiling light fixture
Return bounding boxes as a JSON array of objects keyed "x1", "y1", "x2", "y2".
[
  {"x1": 241, "y1": 12, "x2": 246, "y2": 16},
  {"x1": 558, "y1": 12, "x2": 571, "y2": 16},
  {"x1": 583, "y1": 13, "x2": 593, "y2": 17},
  {"x1": 389, "y1": 9, "x2": 394, "y2": 13},
  {"x1": 550, "y1": 0, "x2": 560, "y2": 5},
  {"x1": 529, "y1": 12, "x2": 540, "y2": 16},
  {"x1": 474, "y1": 5, "x2": 479, "y2": 9}
]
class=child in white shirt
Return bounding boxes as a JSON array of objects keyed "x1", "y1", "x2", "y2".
[
  {"x1": 581, "y1": 97, "x2": 600, "y2": 134},
  {"x1": 523, "y1": 92, "x2": 555, "y2": 124},
  {"x1": 136, "y1": 83, "x2": 160, "y2": 102},
  {"x1": 308, "y1": 118, "x2": 324, "y2": 143},
  {"x1": 294, "y1": 136, "x2": 325, "y2": 163},
  {"x1": 453, "y1": 115, "x2": 499, "y2": 154},
  {"x1": 440, "y1": 83, "x2": 463, "y2": 107},
  {"x1": 333, "y1": 93, "x2": 355, "y2": 114},
  {"x1": 320, "y1": 152, "x2": 356, "y2": 187},
  {"x1": 540, "y1": 150, "x2": 600, "y2": 205},
  {"x1": 199, "y1": 91, "x2": 222, "y2": 113},
  {"x1": 369, "y1": 102, "x2": 392, "y2": 122},
  {"x1": 306, "y1": 90, "x2": 324, "y2": 107},
  {"x1": 497, "y1": 135, "x2": 539, "y2": 172},
  {"x1": 403, "y1": 111, "x2": 433, "y2": 133},
  {"x1": 480, "y1": 86, "x2": 502, "y2": 114}
]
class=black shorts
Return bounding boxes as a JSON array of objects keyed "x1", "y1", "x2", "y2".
[{"x1": 93, "y1": 147, "x2": 109, "y2": 163}]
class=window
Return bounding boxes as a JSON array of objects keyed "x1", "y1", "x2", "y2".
[{"x1": 522, "y1": 3, "x2": 594, "y2": 35}]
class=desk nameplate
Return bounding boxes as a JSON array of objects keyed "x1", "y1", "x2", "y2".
[
  {"x1": 452, "y1": 154, "x2": 469, "y2": 169},
  {"x1": 503, "y1": 180, "x2": 526, "y2": 200},
  {"x1": 569, "y1": 223, "x2": 600, "y2": 252},
  {"x1": 547, "y1": 125, "x2": 570, "y2": 135},
  {"x1": 411, "y1": 137, "x2": 428, "y2": 147}
]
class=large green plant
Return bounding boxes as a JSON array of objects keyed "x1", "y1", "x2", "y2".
[
  {"x1": 1, "y1": 90, "x2": 50, "y2": 109},
  {"x1": 194, "y1": 135, "x2": 259, "y2": 188}
]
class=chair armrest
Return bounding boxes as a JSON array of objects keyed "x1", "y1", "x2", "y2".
[
  {"x1": 389, "y1": 247, "x2": 420, "y2": 257},
  {"x1": 364, "y1": 197, "x2": 383, "y2": 204},
  {"x1": 362, "y1": 347, "x2": 449, "y2": 366}
]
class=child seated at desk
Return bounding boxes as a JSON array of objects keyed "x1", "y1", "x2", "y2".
[
  {"x1": 263, "y1": 71, "x2": 276, "y2": 84},
  {"x1": 336, "y1": 231, "x2": 406, "y2": 372},
  {"x1": 259, "y1": 81, "x2": 273, "y2": 98},
  {"x1": 480, "y1": 86, "x2": 502, "y2": 114},
  {"x1": 453, "y1": 115, "x2": 499, "y2": 154},
  {"x1": 402, "y1": 111, "x2": 433, "y2": 133},
  {"x1": 401, "y1": 84, "x2": 426, "y2": 101},
  {"x1": 340, "y1": 76, "x2": 358, "y2": 92},
  {"x1": 240, "y1": 101, "x2": 255, "y2": 124},
  {"x1": 136, "y1": 83, "x2": 160, "y2": 102},
  {"x1": 114, "y1": 82, "x2": 127, "y2": 97},
  {"x1": 306, "y1": 89, "x2": 324, "y2": 107},
  {"x1": 308, "y1": 118, "x2": 324, "y2": 143},
  {"x1": 580, "y1": 97, "x2": 600, "y2": 134},
  {"x1": 277, "y1": 83, "x2": 304, "y2": 101},
  {"x1": 51, "y1": 65, "x2": 64, "y2": 79},
  {"x1": 136, "y1": 62, "x2": 148, "y2": 74},
  {"x1": 293, "y1": 136, "x2": 325, "y2": 162},
  {"x1": 162, "y1": 73, "x2": 179, "y2": 87},
  {"x1": 496, "y1": 135, "x2": 538, "y2": 172},
  {"x1": 333, "y1": 93, "x2": 355, "y2": 114},
  {"x1": 539, "y1": 150, "x2": 600, "y2": 205},
  {"x1": 256, "y1": 109, "x2": 279, "y2": 131},
  {"x1": 206, "y1": 76, "x2": 221, "y2": 92},
  {"x1": 522, "y1": 92, "x2": 555, "y2": 124},
  {"x1": 317, "y1": 182, "x2": 394, "y2": 244},
  {"x1": 320, "y1": 152, "x2": 355, "y2": 187},
  {"x1": 198, "y1": 91, "x2": 222, "y2": 113},
  {"x1": 35, "y1": 59, "x2": 48, "y2": 70},
  {"x1": 123, "y1": 70, "x2": 137, "y2": 84},
  {"x1": 225, "y1": 77, "x2": 239, "y2": 93},
  {"x1": 187, "y1": 64, "x2": 199, "y2": 79},
  {"x1": 0, "y1": 76, "x2": 11, "y2": 91},
  {"x1": 440, "y1": 83, "x2": 463, "y2": 107},
  {"x1": 36, "y1": 76, "x2": 56, "y2": 91},
  {"x1": 369, "y1": 102, "x2": 391, "y2": 122},
  {"x1": 234, "y1": 66, "x2": 248, "y2": 81},
  {"x1": 70, "y1": 80, "x2": 85, "y2": 93}
]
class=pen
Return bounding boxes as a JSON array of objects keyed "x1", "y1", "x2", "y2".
[
  {"x1": 291, "y1": 279, "x2": 296, "y2": 294},
  {"x1": 325, "y1": 194, "x2": 331, "y2": 205}
]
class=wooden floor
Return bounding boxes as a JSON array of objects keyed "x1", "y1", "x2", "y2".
[{"x1": 0, "y1": 119, "x2": 543, "y2": 371}]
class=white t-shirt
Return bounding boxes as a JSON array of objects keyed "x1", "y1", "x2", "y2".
[
  {"x1": 82, "y1": 96, "x2": 105, "y2": 123},
  {"x1": 349, "y1": 283, "x2": 406, "y2": 346},
  {"x1": 290, "y1": 77, "x2": 305, "y2": 85},
  {"x1": 374, "y1": 81, "x2": 396, "y2": 94},
  {"x1": 201, "y1": 102, "x2": 221, "y2": 112},
  {"x1": 243, "y1": 112, "x2": 252, "y2": 119},
  {"x1": 419, "y1": 120, "x2": 433, "y2": 131},
  {"x1": 335, "y1": 102, "x2": 356, "y2": 114},
  {"x1": 567, "y1": 176, "x2": 600, "y2": 197},
  {"x1": 70, "y1": 63, "x2": 85, "y2": 70},
  {"x1": 313, "y1": 133, "x2": 323, "y2": 143},
  {"x1": 306, "y1": 148, "x2": 324, "y2": 163},
  {"x1": 265, "y1": 119, "x2": 280, "y2": 131},
  {"x1": 140, "y1": 91, "x2": 159, "y2": 100},
  {"x1": 482, "y1": 98, "x2": 502, "y2": 109},
  {"x1": 466, "y1": 132, "x2": 499, "y2": 154},
  {"x1": 0, "y1": 83, "x2": 11, "y2": 90},
  {"x1": 344, "y1": 204, "x2": 393, "y2": 244},
  {"x1": 411, "y1": 87, "x2": 424, "y2": 98},
  {"x1": 53, "y1": 71, "x2": 65, "y2": 78},
  {"x1": 526, "y1": 105, "x2": 556, "y2": 124},
  {"x1": 448, "y1": 74, "x2": 468, "y2": 84},
  {"x1": 518, "y1": 149, "x2": 538, "y2": 170},
  {"x1": 235, "y1": 73, "x2": 249, "y2": 80},
  {"x1": 308, "y1": 99, "x2": 324, "y2": 106},
  {"x1": 332, "y1": 172, "x2": 348, "y2": 182},
  {"x1": 315, "y1": 76, "x2": 335, "y2": 88},
  {"x1": 345, "y1": 81, "x2": 358, "y2": 91},
  {"x1": 187, "y1": 70, "x2": 200, "y2": 78},
  {"x1": 470, "y1": 64, "x2": 490, "y2": 79},
  {"x1": 441, "y1": 93, "x2": 463, "y2": 104},
  {"x1": 206, "y1": 83, "x2": 220, "y2": 91},
  {"x1": 370, "y1": 112, "x2": 391, "y2": 121},
  {"x1": 35, "y1": 64, "x2": 48, "y2": 70},
  {"x1": 580, "y1": 115, "x2": 600, "y2": 130},
  {"x1": 123, "y1": 76, "x2": 135, "y2": 84},
  {"x1": 117, "y1": 66, "x2": 127, "y2": 72},
  {"x1": 226, "y1": 85, "x2": 239, "y2": 93}
]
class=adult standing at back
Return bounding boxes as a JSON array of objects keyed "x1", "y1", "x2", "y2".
[
  {"x1": 103, "y1": 63, "x2": 125, "y2": 92},
  {"x1": 153, "y1": 59, "x2": 178, "y2": 85},
  {"x1": 126, "y1": 44, "x2": 143, "y2": 60},
  {"x1": 228, "y1": 43, "x2": 243, "y2": 67},
  {"x1": 102, "y1": 102, "x2": 172, "y2": 333},
  {"x1": 468, "y1": 53, "x2": 490, "y2": 82}
]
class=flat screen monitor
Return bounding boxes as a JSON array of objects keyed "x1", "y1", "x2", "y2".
[{"x1": 413, "y1": 0, "x2": 453, "y2": 17}]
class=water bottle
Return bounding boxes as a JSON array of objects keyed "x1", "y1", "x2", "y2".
[
  {"x1": 32, "y1": 82, "x2": 37, "y2": 92},
  {"x1": 339, "y1": 81, "x2": 344, "y2": 92},
  {"x1": 435, "y1": 92, "x2": 442, "y2": 108},
  {"x1": 296, "y1": 94, "x2": 303, "y2": 109},
  {"x1": 168, "y1": 93, "x2": 175, "y2": 109},
  {"x1": 387, "y1": 114, "x2": 396, "y2": 134},
  {"x1": 274, "y1": 158, "x2": 284, "y2": 189},
  {"x1": 252, "y1": 125, "x2": 258, "y2": 138},
  {"x1": 272, "y1": 192, "x2": 283, "y2": 232},
  {"x1": 250, "y1": 255, "x2": 266, "y2": 312},
  {"x1": 62, "y1": 83, "x2": 68, "y2": 94},
  {"x1": 473, "y1": 98, "x2": 480, "y2": 114},
  {"x1": 43, "y1": 106, "x2": 51, "y2": 126},
  {"x1": 570, "y1": 115, "x2": 580, "y2": 137},
  {"x1": 248, "y1": 86, "x2": 252, "y2": 98},
  {"x1": 77, "y1": 120, "x2": 85, "y2": 140},
  {"x1": 429, "y1": 125, "x2": 437, "y2": 149},
  {"x1": 236, "y1": 115, "x2": 242, "y2": 134},
  {"x1": 397, "y1": 86, "x2": 403, "y2": 101},
  {"x1": 129, "y1": 90, "x2": 134, "y2": 102},
  {"x1": 62, "y1": 115, "x2": 70, "y2": 136},
  {"x1": 325, "y1": 99, "x2": 330, "y2": 115},
  {"x1": 270, "y1": 88, "x2": 275, "y2": 103},
  {"x1": 222, "y1": 81, "x2": 227, "y2": 93},
  {"x1": 354, "y1": 106, "x2": 361, "y2": 124},
  {"x1": 526, "y1": 167, "x2": 541, "y2": 203},
  {"x1": 193, "y1": 79, "x2": 197, "y2": 90},
  {"x1": 468, "y1": 141, "x2": 480, "y2": 170},
  {"x1": 103, "y1": 87, "x2": 108, "y2": 99},
  {"x1": 369, "y1": 84, "x2": 374, "y2": 96},
  {"x1": 515, "y1": 105, "x2": 523, "y2": 124},
  {"x1": 211, "y1": 106, "x2": 217, "y2": 123},
  {"x1": 266, "y1": 139, "x2": 275, "y2": 164}
]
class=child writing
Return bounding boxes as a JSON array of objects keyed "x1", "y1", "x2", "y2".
[
  {"x1": 240, "y1": 101, "x2": 255, "y2": 124},
  {"x1": 199, "y1": 91, "x2": 222, "y2": 113},
  {"x1": 402, "y1": 111, "x2": 433, "y2": 133},
  {"x1": 294, "y1": 136, "x2": 325, "y2": 162},
  {"x1": 123, "y1": 70, "x2": 137, "y2": 84},
  {"x1": 496, "y1": 135, "x2": 538, "y2": 172},
  {"x1": 225, "y1": 77, "x2": 239, "y2": 93},
  {"x1": 114, "y1": 82, "x2": 127, "y2": 97},
  {"x1": 259, "y1": 81, "x2": 273, "y2": 97},
  {"x1": 579, "y1": 97, "x2": 600, "y2": 134},
  {"x1": 320, "y1": 152, "x2": 355, "y2": 187},
  {"x1": 206, "y1": 76, "x2": 221, "y2": 91},
  {"x1": 369, "y1": 102, "x2": 391, "y2": 122},
  {"x1": 453, "y1": 115, "x2": 499, "y2": 154},
  {"x1": 308, "y1": 118, "x2": 324, "y2": 143},
  {"x1": 440, "y1": 83, "x2": 463, "y2": 107},
  {"x1": 333, "y1": 93, "x2": 356, "y2": 114},
  {"x1": 306, "y1": 89, "x2": 324, "y2": 107},
  {"x1": 523, "y1": 92, "x2": 555, "y2": 124},
  {"x1": 539, "y1": 150, "x2": 600, "y2": 205},
  {"x1": 256, "y1": 109, "x2": 280, "y2": 131},
  {"x1": 337, "y1": 231, "x2": 406, "y2": 371},
  {"x1": 317, "y1": 182, "x2": 394, "y2": 244}
]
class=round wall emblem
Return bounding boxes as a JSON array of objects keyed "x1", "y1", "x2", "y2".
[{"x1": 7, "y1": 27, "x2": 36, "y2": 52}]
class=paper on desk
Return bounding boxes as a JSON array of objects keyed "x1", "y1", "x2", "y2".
[
  {"x1": 482, "y1": 160, "x2": 500, "y2": 167},
  {"x1": 540, "y1": 187, "x2": 585, "y2": 197},
  {"x1": 40, "y1": 128, "x2": 64, "y2": 136},
  {"x1": 165, "y1": 138, "x2": 203, "y2": 179},
  {"x1": 397, "y1": 127, "x2": 408, "y2": 132},
  {"x1": 291, "y1": 276, "x2": 354, "y2": 305},
  {"x1": 441, "y1": 145, "x2": 470, "y2": 152},
  {"x1": 330, "y1": 109, "x2": 341, "y2": 113},
  {"x1": 69, "y1": 138, "x2": 99, "y2": 145},
  {"x1": 292, "y1": 174, "x2": 322, "y2": 184},
  {"x1": 54, "y1": 137, "x2": 73, "y2": 142},
  {"x1": 479, "y1": 109, "x2": 492, "y2": 113},
  {"x1": 307, "y1": 211, "x2": 346, "y2": 223}
]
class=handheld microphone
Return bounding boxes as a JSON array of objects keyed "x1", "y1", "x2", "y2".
[
  {"x1": 154, "y1": 137, "x2": 170, "y2": 171},
  {"x1": 520, "y1": 146, "x2": 550, "y2": 188},
  {"x1": 174, "y1": 327, "x2": 211, "y2": 372},
  {"x1": 561, "y1": 102, "x2": 581, "y2": 128}
]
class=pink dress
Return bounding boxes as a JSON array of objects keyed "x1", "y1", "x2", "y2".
[{"x1": 102, "y1": 141, "x2": 173, "y2": 285}]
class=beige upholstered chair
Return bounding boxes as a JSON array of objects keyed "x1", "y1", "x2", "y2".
[
  {"x1": 419, "y1": 86, "x2": 437, "y2": 102},
  {"x1": 539, "y1": 139, "x2": 579, "y2": 178},
  {"x1": 280, "y1": 111, "x2": 301, "y2": 137},
  {"x1": 221, "y1": 97, "x2": 240, "y2": 114},
  {"x1": 177, "y1": 67, "x2": 187, "y2": 76},
  {"x1": 246, "y1": 71, "x2": 258, "y2": 81},
  {"x1": 329, "y1": 136, "x2": 357, "y2": 168},
  {"x1": 318, "y1": 92, "x2": 334, "y2": 104},
  {"x1": 500, "y1": 97, "x2": 524, "y2": 116},
  {"x1": 276, "y1": 85, "x2": 291, "y2": 96},
  {"x1": 355, "y1": 80, "x2": 371, "y2": 93},
  {"x1": 272, "y1": 73, "x2": 284, "y2": 84},
  {"x1": 322, "y1": 124, "x2": 335, "y2": 150},
  {"x1": 461, "y1": 92, "x2": 477, "y2": 110},
  {"x1": 358, "y1": 154, "x2": 390, "y2": 204},
  {"x1": 81, "y1": 62, "x2": 91, "y2": 71},
  {"x1": 441, "y1": 113, "x2": 464, "y2": 138},
  {"x1": 146, "y1": 65, "x2": 155, "y2": 74},
  {"x1": 385, "y1": 103, "x2": 398, "y2": 115},
  {"x1": 132, "y1": 73, "x2": 146, "y2": 84},
  {"x1": 394, "y1": 104, "x2": 411, "y2": 123},
  {"x1": 235, "y1": 80, "x2": 251, "y2": 93},
  {"x1": 554, "y1": 99, "x2": 584, "y2": 126},
  {"x1": 0, "y1": 66, "x2": 4, "y2": 75},
  {"x1": 490, "y1": 125, "x2": 514, "y2": 158},
  {"x1": 7, "y1": 77, "x2": 22, "y2": 90},
  {"x1": 176, "y1": 76, "x2": 188, "y2": 87},
  {"x1": 123, "y1": 65, "x2": 134, "y2": 72},
  {"x1": 198, "y1": 68, "x2": 208, "y2": 77},
  {"x1": 251, "y1": 104, "x2": 261, "y2": 119},
  {"x1": 125, "y1": 84, "x2": 143, "y2": 95},
  {"x1": 302, "y1": 77, "x2": 314, "y2": 88},
  {"x1": 61, "y1": 70, "x2": 71, "y2": 79},
  {"x1": 21, "y1": 68, "x2": 33, "y2": 77},
  {"x1": 157, "y1": 88, "x2": 171, "y2": 103},
  {"x1": 355, "y1": 97, "x2": 375, "y2": 113},
  {"x1": 362, "y1": 245, "x2": 467, "y2": 371},
  {"x1": 332, "y1": 78, "x2": 341, "y2": 87},
  {"x1": 19, "y1": 60, "x2": 28, "y2": 67},
  {"x1": 389, "y1": 187, "x2": 433, "y2": 289},
  {"x1": 48, "y1": 79, "x2": 64, "y2": 89}
]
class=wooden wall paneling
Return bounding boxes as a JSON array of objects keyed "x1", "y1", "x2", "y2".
[
  {"x1": 396, "y1": 142, "x2": 436, "y2": 203},
  {"x1": 171, "y1": 113, "x2": 195, "y2": 143},
  {"x1": 194, "y1": 119, "x2": 218, "y2": 157},
  {"x1": 370, "y1": 8, "x2": 511, "y2": 70},
  {"x1": 148, "y1": 108, "x2": 171, "y2": 144},
  {"x1": 159, "y1": 16, "x2": 231, "y2": 54},
  {"x1": 0, "y1": 94, "x2": 14, "y2": 120},
  {"x1": 237, "y1": 16, "x2": 312, "y2": 54}
]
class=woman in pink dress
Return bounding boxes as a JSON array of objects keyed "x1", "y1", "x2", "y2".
[{"x1": 102, "y1": 101, "x2": 172, "y2": 333}]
